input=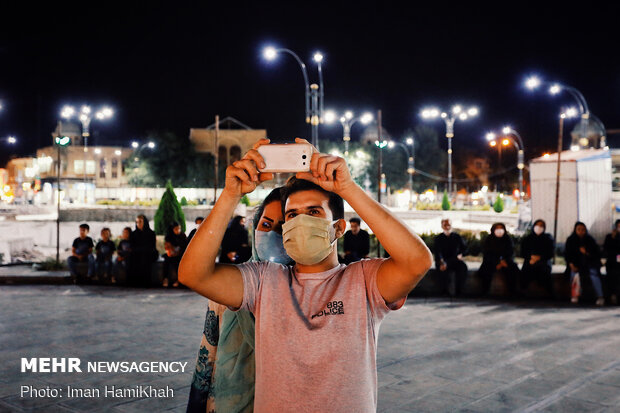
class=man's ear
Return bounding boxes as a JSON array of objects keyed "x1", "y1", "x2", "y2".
[{"x1": 334, "y1": 219, "x2": 347, "y2": 239}]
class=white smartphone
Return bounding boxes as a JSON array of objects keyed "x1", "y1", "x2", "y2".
[{"x1": 257, "y1": 143, "x2": 313, "y2": 173}]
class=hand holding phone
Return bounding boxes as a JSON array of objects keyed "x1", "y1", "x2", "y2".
[{"x1": 257, "y1": 143, "x2": 314, "y2": 173}]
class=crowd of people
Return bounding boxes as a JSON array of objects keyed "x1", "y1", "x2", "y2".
[
  {"x1": 66, "y1": 208, "x2": 620, "y2": 307},
  {"x1": 67, "y1": 215, "x2": 204, "y2": 287},
  {"x1": 433, "y1": 218, "x2": 620, "y2": 306}
]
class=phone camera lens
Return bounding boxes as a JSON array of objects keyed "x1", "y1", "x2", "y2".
[{"x1": 302, "y1": 155, "x2": 307, "y2": 159}]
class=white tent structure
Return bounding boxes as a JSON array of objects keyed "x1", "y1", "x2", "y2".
[{"x1": 529, "y1": 149, "x2": 612, "y2": 245}]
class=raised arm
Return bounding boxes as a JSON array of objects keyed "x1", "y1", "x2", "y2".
[
  {"x1": 179, "y1": 139, "x2": 273, "y2": 307},
  {"x1": 296, "y1": 146, "x2": 432, "y2": 304}
]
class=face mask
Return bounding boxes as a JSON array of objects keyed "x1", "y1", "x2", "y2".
[
  {"x1": 254, "y1": 230, "x2": 291, "y2": 264},
  {"x1": 494, "y1": 228, "x2": 505, "y2": 238},
  {"x1": 533, "y1": 225, "x2": 544, "y2": 235},
  {"x1": 282, "y1": 214, "x2": 337, "y2": 265}
]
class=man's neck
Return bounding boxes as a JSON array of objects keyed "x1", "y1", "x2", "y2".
[{"x1": 295, "y1": 248, "x2": 340, "y2": 273}]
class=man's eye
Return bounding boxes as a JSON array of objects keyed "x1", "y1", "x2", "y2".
[{"x1": 287, "y1": 213, "x2": 297, "y2": 219}]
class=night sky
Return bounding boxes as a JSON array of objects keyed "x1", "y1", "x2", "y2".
[{"x1": 2, "y1": 1, "x2": 620, "y2": 167}]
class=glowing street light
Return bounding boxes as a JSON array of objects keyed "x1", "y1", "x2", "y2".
[
  {"x1": 61, "y1": 104, "x2": 114, "y2": 203},
  {"x1": 524, "y1": 75, "x2": 603, "y2": 149},
  {"x1": 325, "y1": 110, "x2": 374, "y2": 155},
  {"x1": 262, "y1": 45, "x2": 325, "y2": 149},
  {"x1": 420, "y1": 103, "x2": 479, "y2": 195},
  {"x1": 485, "y1": 126, "x2": 525, "y2": 203}
]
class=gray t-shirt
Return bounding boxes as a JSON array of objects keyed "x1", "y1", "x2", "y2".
[{"x1": 236, "y1": 258, "x2": 404, "y2": 412}]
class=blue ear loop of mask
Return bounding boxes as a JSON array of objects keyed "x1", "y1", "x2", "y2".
[{"x1": 254, "y1": 230, "x2": 292, "y2": 264}]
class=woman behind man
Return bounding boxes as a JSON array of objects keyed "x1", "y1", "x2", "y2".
[
  {"x1": 187, "y1": 187, "x2": 291, "y2": 413},
  {"x1": 129, "y1": 214, "x2": 158, "y2": 287},
  {"x1": 565, "y1": 221, "x2": 605, "y2": 306}
]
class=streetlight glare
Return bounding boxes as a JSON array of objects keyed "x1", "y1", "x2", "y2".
[
  {"x1": 323, "y1": 110, "x2": 336, "y2": 123},
  {"x1": 489, "y1": 140, "x2": 497, "y2": 147},
  {"x1": 61, "y1": 105, "x2": 75, "y2": 119},
  {"x1": 502, "y1": 138, "x2": 510, "y2": 146},
  {"x1": 485, "y1": 132, "x2": 496, "y2": 141},
  {"x1": 502, "y1": 126, "x2": 511, "y2": 134},
  {"x1": 344, "y1": 111, "x2": 353, "y2": 120},
  {"x1": 360, "y1": 113, "x2": 373, "y2": 124},
  {"x1": 458, "y1": 113, "x2": 468, "y2": 121},
  {"x1": 263, "y1": 46, "x2": 277, "y2": 60},
  {"x1": 564, "y1": 107, "x2": 578, "y2": 118},
  {"x1": 549, "y1": 84, "x2": 561, "y2": 95},
  {"x1": 452, "y1": 105, "x2": 462, "y2": 114},
  {"x1": 467, "y1": 107, "x2": 479, "y2": 117},
  {"x1": 420, "y1": 107, "x2": 440, "y2": 119},
  {"x1": 405, "y1": 137, "x2": 414, "y2": 145},
  {"x1": 7, "y1": 136, "x2": 17, "y2": 144},
  {"x1": 148, "y1": 142, "x2": 156, "y2": 148},
  {"x1": 313, "y1": 52, "x2": 323, "y2": 63},
  {"x1": 131, "y1": 141, "x2": 139, "y2": 148},
  {"x1": 81, "y1": 105, "x2": 91, "y2": 114},
  {"x1": 525, "y1": 76, "x2": 542, "y2": 90}
]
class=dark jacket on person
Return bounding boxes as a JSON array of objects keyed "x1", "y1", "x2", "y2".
[
  {"x1": 343, "y1": 229, "x2": 370, "y2": 259},
  {"x1": 130, "y1": 221, "x2": 157, "y2": 261},
  {"x1": 521, "y1": 232, "x2": 554, "y2": 268},
  {"x1": 164, "y1": 228, "x2": 188, "y2": 257},
  {"x1": 565, "y1": 232, "x2": 601, "y2": 270},
  {"x1": 433, "y1": 232, "x2": 467, "y2": 268},
  {"x1": 219, "y1": 218, "x2": 250, "y2": 264},
  {"x1": 480, "y1": 233, "x2": 515, "y2": 270},
  {"x1": 603, "y1": 231, "x2": 620, "y2": 270}
]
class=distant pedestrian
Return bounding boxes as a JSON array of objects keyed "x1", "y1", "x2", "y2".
[
  {"x1": 603, "y1": 219, "x2": 620, "y2": 305},
  {"x1": 95, "y1": 227, "x2": 116, "y2": 283},
  {"x1": 566, "y1": 221, "x2": 604, "y2": 305},
  {"x1": 519, "y1": 219, "x2": 555, "y2": 296},
  {"x1": 114, "y1": 227, "x2": 132, "y2": 284},
  {"x1": 219, "y1": 216, "x2": 250, "y2": 264},
  {"x1": 129, "y1": 215, "x2": 158, "y2": 287},
  {"x1": 67, "y1": 223, "x2": 95, "y2": 283},
  {"x1": 343, "y1": 217, "x2": 370, "y2": 264},
  {"x1": 187, "y1": 217, "x2": 204, "y2": 244},
  {"x1": 433, "y1": 219, "x2": 468, "y2": 296},
  {"x1": 477, "y1": 222, "x2": 520, "y2": 296},
  {"x1": 163, "y1": 221, "x2": 187, "y2": 287}
]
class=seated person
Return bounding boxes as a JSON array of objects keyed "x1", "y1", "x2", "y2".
[
  {"x1": 603, "y1": 219, "x2": 620, "y2": 305},
  {"x1": 433, "y1": 218, "x2": 468, "y2": 296},
  {"x1": 163, "y1": 222, "x2": 187, "y2": 287},
  {"x1": 519, "y1": 219, "x2": 554, "y2": 296},
  {"x1": 187, "y1": 216, "x2": 204, "y2": 244},
  {"x1": 95, "y1": 227, "x2": 116, "y2": 282},
  {"x1": 477, "y1": 222, "x2": 520, "y2": 296},
  {"x1": 67, "y1": 223, "x2": 96, "y2": 282},
  {"x1": 343, "y1": 217, "x2": 370, "y2": 264},
  {"x1": 113, "y1": 226, "x2": 132, "y2": 284},
  {"x1": 565, "y1": 221, "x2": 604, "y2": 305}
]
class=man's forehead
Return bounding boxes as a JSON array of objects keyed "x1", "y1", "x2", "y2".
[{"x1": 285, "y1": 189, "x2": 330, "y2": 210}]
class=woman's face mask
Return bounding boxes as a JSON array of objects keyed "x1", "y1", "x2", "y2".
[
  {"x1": 533, "y1": 225, "x2": 544, "y2": 235},
  {"x1": 494, "y1": 228, "x2": 505, "y2": 238},
  {"x1": 282, "y1": 214, "x2": 337, "y2": 265},
  {"x1": 254, "y1": 230, "x2": 291, "y2": 264}
]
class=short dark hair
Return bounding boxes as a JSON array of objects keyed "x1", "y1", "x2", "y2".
[
  {"x1": 281, "y1": 177, "x2": 344, "y2": 220},
  {"x1": 123, "y1": 227, "x2": 132, "y2": 233},
  {"x1": 79, "y1": 223, "x2": 90, "y2": 231},
  {"x1": 349, "y1": 217, "x2": 361, "y2": 225},
  {"x1": 195, "y1": 216, "x2": 204, "y2": 223}
]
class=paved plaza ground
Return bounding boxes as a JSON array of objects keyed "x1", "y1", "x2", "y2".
[{"x1": 0, "y1": 284, "x2": 619, "y2": 412}]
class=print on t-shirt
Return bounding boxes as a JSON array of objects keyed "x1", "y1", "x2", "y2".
[{"x1": 311, "y1": 300, "x2": 344, "y2": 319}]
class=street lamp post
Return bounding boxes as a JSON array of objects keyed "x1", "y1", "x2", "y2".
[
  {"x1": 263, "y1": 46, "x2": 325, "y2": 150},
  {"x1": 388, "y1": 137, "x2": 415, "y2": 209},
  {"x1": 325, "y1": 110, "x2": 373, "y2": 155},
  {"x1": 485, "y1": 127, "x2": 526, "y2": 204},
  {"x1": 53, "y1": 129, "x2": 71, "y2": 264},
  {"x1": 420, "y1": 104, "x2": 478, "y2": 195},
  {"x1": 525, "y1": 76, "x2": 602, "y2": 150},
  {"x1": 61, "y1": 105, "x2": 113, "y2": 203}
]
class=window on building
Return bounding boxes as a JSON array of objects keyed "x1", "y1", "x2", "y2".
[
  {"x1": 218, "y1": 145, "x2": 228, "y2": 166},
  {"x1": 230, "y1": 146, "x2": 242, "y2": 164},
  {"x1": 99, "y1": 158, "x2": 106, "y2": 178},
  {"x1": 86, "y1": 160, "x2": 96, "y2": 175},
  {"x1": 111, "y1": 159, "x2": 118, "y2": 178},
  {"x1": 74, "y1": 160, "x2": 84, "y2": 174}
]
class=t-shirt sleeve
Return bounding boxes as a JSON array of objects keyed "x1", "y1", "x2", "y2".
[
  {"x1": 361, "y1": 258, "x2": 405, "y2": 322},
  {"x1": 234, "y1": 261, "x2": 270, "y2": 314}
]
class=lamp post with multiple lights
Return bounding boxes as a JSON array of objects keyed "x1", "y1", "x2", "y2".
[
  {"x1": 324, "y1": 110, "x2": 373, "y2": 155},
  {"x1": 263, "y1": 46, "x2": 325, "y2": 150},
  {"x1": 485, "y1": 127, "x2": 525, "y2": 203},
  {"x1": 61, "y1": 105, "x2": 114, "y2": 203},
  {"x1": 388, "y1": 137, "x2": 415, "y2": 209},
  {"x1": 420, "y1": 104, "x2": 478, "y2": 195},
  {"x1": 525, "y1": 76, "x2": 603, "y2": 150}
]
